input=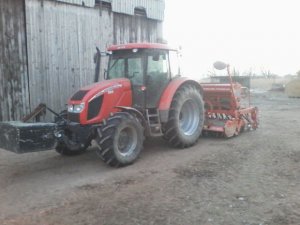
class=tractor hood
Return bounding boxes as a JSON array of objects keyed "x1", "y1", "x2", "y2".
[
  {"x1": 67, "y1": 78, "x2": 132, "y2": 125},
  {"x1": 68, "y1": 78, "x2": 131, "y2": 103}
]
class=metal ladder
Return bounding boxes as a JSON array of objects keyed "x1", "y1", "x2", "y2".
[{"x1": 145, "y1": 109, "x2": 163, "y2": 136}]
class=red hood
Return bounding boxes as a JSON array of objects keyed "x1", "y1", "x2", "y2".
[
  {"x1": 81, "y1": 78, "x2": 128, "y2": 91},
  {"x1": 69, "y1": 78, "x2": 130, "y2": 103}
]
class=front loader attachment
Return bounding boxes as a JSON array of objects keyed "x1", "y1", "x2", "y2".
[{"x1": 0, "y1": 121, "x2": 57, "y2": 153}]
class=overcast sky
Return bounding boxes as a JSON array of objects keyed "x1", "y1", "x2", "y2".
[{"x1": 164, "y1": 0, "x2": 300, "y2": 78}]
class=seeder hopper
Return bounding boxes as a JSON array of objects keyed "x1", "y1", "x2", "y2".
[{"x1": 201, "y1": 61, "x2": 258, "y2": 138}]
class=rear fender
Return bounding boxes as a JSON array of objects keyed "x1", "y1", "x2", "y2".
[{"x1": 158, "y1": 77, "x2": 203, "y2": 123}]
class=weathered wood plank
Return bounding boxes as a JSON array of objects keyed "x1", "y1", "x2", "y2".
[
  {"x1": 0, "y1": 0, "x2": 30, "y2": 121},
  {"x1": 113, "y1": 13, "x2": 163, "y2": 44},
  {"x1": 26, "y1": 0, "x2": 100, "y2": 119}
]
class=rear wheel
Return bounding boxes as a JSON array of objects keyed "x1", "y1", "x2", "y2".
[
  {"x1": 163, "y1": 85, "x2": 204, "y2": 148},
  {"x1": 95, "y1": 112, "x2": 144, "y2": 167}
]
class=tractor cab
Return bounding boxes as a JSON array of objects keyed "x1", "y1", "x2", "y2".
[{"x1": 106, "y1": 43, "x2": 180, "y2": 109}]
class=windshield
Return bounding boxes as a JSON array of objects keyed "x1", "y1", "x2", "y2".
[
  {"x1": 107, "y1": 49, "x2": 170, "y2": 85},
  {"x1": 107, "y1": 50, "x2": 144, "y2": 85}
]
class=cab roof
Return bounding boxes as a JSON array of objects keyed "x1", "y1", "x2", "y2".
[{"x1": 107, "y1": 43, "x2": 177, "y2": 52}]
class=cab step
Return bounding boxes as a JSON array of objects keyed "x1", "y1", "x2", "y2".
[{"x1": 145, "y1": 109, "x2": 163, "y2": 136}]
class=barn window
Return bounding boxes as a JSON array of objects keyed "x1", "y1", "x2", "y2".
[
  {"x1": 95, "y1": 0, "x2": 112, "y2": 9},
  {"x1": 134, "y1": 7, "x2": 147, "y2": 17}
]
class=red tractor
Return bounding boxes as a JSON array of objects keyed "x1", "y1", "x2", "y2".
[
  {"x1": 0, "y1": 43, "x2": 205, "y2": 167},
  {"x1": 0, "y1": 43, "x2": 258, "y2": 167}
]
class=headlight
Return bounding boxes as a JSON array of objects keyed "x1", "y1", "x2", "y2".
[
  {"x1": 74, "y1": 103, "x2": 85, "y2": 113},
  {"x1": 67, "y1": 105, "x2": 74, "y2": 113},
  {"x1": 68, "y1": 103, "x2": 85, "y2": 113}
]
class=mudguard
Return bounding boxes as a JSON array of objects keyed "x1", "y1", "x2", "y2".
[{"x1": 158, "y1": 77, "x2": 203, "y2": 123}]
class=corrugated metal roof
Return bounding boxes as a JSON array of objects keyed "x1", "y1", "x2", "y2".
[
  {"x1": 111, "y1": 0, "x2": 165, "y2": 21},
  {"x1": 56, "y1": 0, "x2": 95, "y2": 8}
]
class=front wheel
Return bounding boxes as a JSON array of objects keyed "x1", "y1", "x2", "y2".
[
  {"x1": 95, "y1": 112, "x2": 144, "y2": 167},
  {"x1": 163, "y1": 85, "x2": 204, "y2": 148}
]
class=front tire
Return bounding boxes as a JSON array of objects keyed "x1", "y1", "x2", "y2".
[
  {"x1": 95, "y1": 112, "x2": 144, "y2": 167},
  {"x1": 163, "y1": 84, "x2": 204, "y2": 148}
]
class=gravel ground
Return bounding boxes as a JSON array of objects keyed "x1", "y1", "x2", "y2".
[{"x1": 0, "y1": 91, "x2": 299, "y2": 225}]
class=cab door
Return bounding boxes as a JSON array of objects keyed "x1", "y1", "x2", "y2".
[
  {"x1": 145, "y1": 51, "x2": 170, "y2": 108},
  {"x1": 127, "y1": 57, "x2": 146, "y2": 109}
]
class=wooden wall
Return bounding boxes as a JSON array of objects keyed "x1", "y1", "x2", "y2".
[
  {"x1": 25, "y1": 0, "x2": 109, "y2": 117},
  {"x1": 0, "y1": 0, "x2": 30, "y2": 121},
  {"x1": 0, "y1": 0, "x2": 163, "y2": 121},
  {"x1": 113, "y1": 13, "x2": 163, "y2": 44}
]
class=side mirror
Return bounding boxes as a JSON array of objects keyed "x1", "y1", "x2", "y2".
[
  {"x1": 93, "y1": 53, "x2": 97, "y2": 63},
  {"x1": 213, "y1": 61, "x2": 228, "y2": 70},
  {"x1": 104, "y1": 69, "x2": 107, "y2": 80},
  {"x1": 94, "y1": 47, "x2": 101, "y2": 63}
]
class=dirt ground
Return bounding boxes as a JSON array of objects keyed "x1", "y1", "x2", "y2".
[{"x1": 0, "y1": 91, "x2": 300, "y2": 225}]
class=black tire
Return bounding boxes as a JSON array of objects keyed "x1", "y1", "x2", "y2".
[
  {"x1": 95, "y1": 112, "x2": 144, "y2": 167},
  {"x1": 163, "y1": 84, "x2": 204, "y2": 148}
]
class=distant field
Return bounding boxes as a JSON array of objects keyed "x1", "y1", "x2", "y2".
[{"x1": 251, "y1": 77, "x2": 293, "y2": 91}]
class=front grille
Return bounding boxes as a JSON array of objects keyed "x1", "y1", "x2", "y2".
[
  {"x1": 87, "y1": 96, "x2": 103, "y2": 120},
  {"x1": 68, "y1": 113, "x2": 80, "y2": 123},
  {"x1": 71, "y1": 90, "x2": 88, "y2": 101}
]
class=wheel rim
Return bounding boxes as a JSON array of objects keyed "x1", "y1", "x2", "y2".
[
  {"x1": 179, "y1": 99, "x2": 200, "y2": 136},
  {"x1": 117, "y1": 126, "x2": 138, "y2": 157}
]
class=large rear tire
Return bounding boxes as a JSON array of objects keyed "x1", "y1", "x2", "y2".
[
  {"x1": 163, "y1": 85, "x2": 204, "y2": 148},
  {"x1": 95, "y1": 112, "x2": 144, "y2": 167}
]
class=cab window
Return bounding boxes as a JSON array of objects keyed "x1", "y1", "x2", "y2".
[
  {"x1": 128, "y1": 58, "x2": 143, "y2": 85},
  {"x1": 108, "y1": 58, "x2": 125, "y2": 79},
  {"x1": 147, "y1": 51, "x2": 169, "y2": 83}
]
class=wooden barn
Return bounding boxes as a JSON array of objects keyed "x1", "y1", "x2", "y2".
[{"x1": 0, "y1": 0, "x2": 165, "y2": 121}]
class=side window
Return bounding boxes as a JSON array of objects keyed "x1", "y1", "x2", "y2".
[
  {"x1": 128, "y1": 58, "x2": 143, "y2": 85},
  {"x1": 169, "y1": 51, "x2": 180, "y2": 77},
  {"x1": 108, "y1": 59, "x2": 125, "y2": 79},
  {"x1": 147, "y1": 52, "x2": 169, "y2": 82},
  {"x1": 148, "y1": 54, "x2": 168, "y2": 74}
]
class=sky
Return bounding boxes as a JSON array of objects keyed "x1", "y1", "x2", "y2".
[{"x1": 164, "y1": 0, "x2": 300, "y2": 78}]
